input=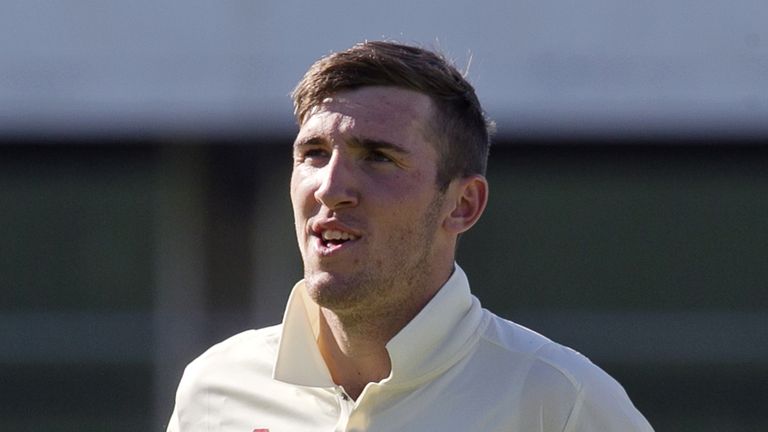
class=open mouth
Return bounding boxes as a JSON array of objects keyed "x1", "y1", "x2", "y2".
[{"x1": 317, "y1": 229, "x2": 358, "y2": 251}]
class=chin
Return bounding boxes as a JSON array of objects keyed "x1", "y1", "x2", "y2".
[{"x1": 303, "y1": 270, "x2": 369, "y2": 310}]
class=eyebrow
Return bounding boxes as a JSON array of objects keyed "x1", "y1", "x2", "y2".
[
  {"x1": 349, "y1": 137, "x2": 410, "y2": 155},
  {"x1": 293, "y1": 136, "x2": 410, "y2": 155},
  {"x1": 293, "y1": 136, "x2": 324, "y2": 150}
]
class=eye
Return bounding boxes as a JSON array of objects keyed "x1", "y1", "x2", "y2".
[
  {"x1": 296, "y1": 147, "x2": 330, "y2": 164},
  {"x1": 365, "y1": 150, "x2": 394, "y2": 163},
  {"x1": 304, "y1": 148, "x2": 329, "y2": 158}
]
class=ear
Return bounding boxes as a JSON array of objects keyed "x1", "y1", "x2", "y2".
[{"x1": 443, "y1": 175, "x2": 489, "y2": 235}]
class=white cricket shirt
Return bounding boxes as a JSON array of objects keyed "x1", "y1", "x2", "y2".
[{"x1": 167, "y1": 265, "x2": 653, "y2": 431}]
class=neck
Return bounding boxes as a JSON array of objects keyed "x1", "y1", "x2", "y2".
[
  {"x1": 315, "y1": 260, "x2": 456, "y2": 400},
  {"x1": 317, "y1": 307, "x2": 394, "y2": 400},
  {"x1": 316, "y1": 284, "x2": 441, "y2": 400}
]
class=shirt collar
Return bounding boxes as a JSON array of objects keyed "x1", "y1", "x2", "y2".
[{"x1": 273, "y1": 264, "x2": 484, "y2": 388}]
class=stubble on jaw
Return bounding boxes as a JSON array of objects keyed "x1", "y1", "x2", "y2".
[{"x1": 302, "y1": 190, "x2": 447, "y2": 335}]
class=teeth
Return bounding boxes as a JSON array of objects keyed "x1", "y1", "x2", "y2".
[{"x1": 321, "y1": 230, "x2": 356, "y2": 241}]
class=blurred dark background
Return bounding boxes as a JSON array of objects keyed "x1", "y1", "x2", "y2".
[
  {"x1": 2, "y1": 139, "x2": 766, "y2": 431},
  {"x1": 2, "y1": 2, "x2": 767, "y2": 431}
]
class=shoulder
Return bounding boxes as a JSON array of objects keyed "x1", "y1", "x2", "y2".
[
  {"x1": 477, "y1": 311, "x2": 653, "y2": 431},
  {"x1": 480, "y1": 311, "x2": 617, "y2": 389},
  {"x1": 191, "y1": 325, "x2": 281, "y2": 365},
  {"x1": 177, "y1": 325, "x2": 282, "y2": 394},
  {"x1": 169, "y1": 325, "x2": 297, "y2": 429}
]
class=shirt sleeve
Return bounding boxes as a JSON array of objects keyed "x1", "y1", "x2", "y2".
[{"x1": 561, "y1": 382, "x2": 654, "y2": 432}]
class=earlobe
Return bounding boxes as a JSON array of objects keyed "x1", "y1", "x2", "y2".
[{"x1": 443, "y1": 175, "x2": 489, "y2": 234}]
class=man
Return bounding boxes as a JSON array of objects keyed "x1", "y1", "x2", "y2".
[{"x1": 167, "y1": 41, "x2": 653, "y2": 431}]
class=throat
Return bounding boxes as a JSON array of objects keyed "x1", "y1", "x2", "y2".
[{"x1": 317, "y1": 308, "x2": 393, "y2": 399}]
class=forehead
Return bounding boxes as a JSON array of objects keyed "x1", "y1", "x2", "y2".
[{"x1": 297, "y1": 86, "x2": 434, "y2": 145}]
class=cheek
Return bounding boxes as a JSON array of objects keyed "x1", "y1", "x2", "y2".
[
  {"x1": 290, "y1": 172, "x2": 315, "y2": 209},
  {"x1": 289, "y1": 192, "x2": 312, "y2": 242}
]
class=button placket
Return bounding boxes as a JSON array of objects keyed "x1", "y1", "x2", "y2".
[{"x1": 333, "y1": 386, "x2": 355, "y2": 431}]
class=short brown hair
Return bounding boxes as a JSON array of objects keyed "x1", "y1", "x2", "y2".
[{"x1": 292, "y1": 41, "x2": 492, "y2": 190}]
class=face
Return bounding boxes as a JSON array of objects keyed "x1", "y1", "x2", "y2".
[{"x1": 290, "y1": 86, "x2": 454, "y2": 314}]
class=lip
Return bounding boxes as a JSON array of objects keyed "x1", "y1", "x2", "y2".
[
  {"x1": 309, "y1": 219, "x2": 362, "y2": 257},
  {"x1": 310, "y1": 235, "x2": 356, "y2": 256},
  {"x1": 310, "y1": 219, "x2": 362, "y2": 238}
]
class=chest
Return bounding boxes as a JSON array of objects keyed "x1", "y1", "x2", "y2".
[{"x1": 178, "y1": 368, "x2": 525, "y2": 432}]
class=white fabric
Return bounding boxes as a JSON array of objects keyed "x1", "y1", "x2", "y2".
[{"x1": 167, "y1": 265, "x2": 653, "y2": 431}]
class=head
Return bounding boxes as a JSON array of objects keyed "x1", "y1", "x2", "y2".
[
  {"x1": 289, "y1": 42, "x2": 491, "y2": 318},
  {"x1": 292, "y1": 41, "x2": 493, "y2": 191}
]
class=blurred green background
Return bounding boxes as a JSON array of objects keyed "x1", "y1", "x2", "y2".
[
  {"x1": 4, "y1": 1, "x2": 768, "y2": 430},
  {"x1": 2, "y1": 141, "x2": 766, "y2": 431}
]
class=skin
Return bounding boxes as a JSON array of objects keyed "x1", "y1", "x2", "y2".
[{"x1": 290, "y1": 86, "x2": 488, "y2": 399}]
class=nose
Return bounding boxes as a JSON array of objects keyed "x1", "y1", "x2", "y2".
[{"x1": 313, "y1": 152, "x2": 359, "y2": 210}]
